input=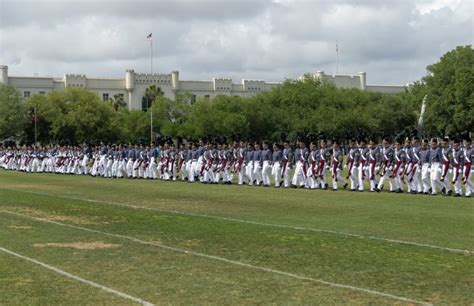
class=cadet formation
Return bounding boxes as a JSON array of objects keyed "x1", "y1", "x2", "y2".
[{"x1": 0, "y1": 136, "x2": 472, "y2": 197}]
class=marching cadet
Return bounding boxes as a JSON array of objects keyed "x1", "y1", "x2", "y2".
[
  {"x1": 245, "y1": 143, "x2": 254, "y2": 185},
  {"x1": 429, "y1": 138, "x2": 444, "y2": 195},
  {"x1": 169, "y1": 142, "x2": 178, "y2": 181},
  {"x1": 261, "y1": 141, "x2": 272, "y2": 187},
  {"x1": 358, "y1": 139, "x2": 369, "y2": 192},
  {"x1": 306, "y1": 142, "x2": 319, "y2": 189},
  {"x1": 346, "y1": 139, "x2": 360, "y2": 191},
  {"x1": 185, "y1": 142, "x2": 193, "y2": 181},
  {"x1": 375, "y1": 138, "x2": 395, "y2": 192},
  {"x1": 400, "y1": 139, "x2": 412, "y2": 192},
  {"x1": 178, "y1": 143, "x2": 188, "y2": 181},
  {"x1": 197, "y1": 139, "x2": 206, "y2": 183},
  {"x1": 463, "y1": 138, "x2": 472, "y2": 197},
  {"x1": 390, "y1": 139, "x2": 406, "y2": 193},
  {"x1": 117, "y1": 145, "x2": 127, "y2": 178},
  {"x1": 318, "y1": 140, "x2": 330, "y2": 189},
  {"x1": 292, "y1": 140, "x2": 308, "y2": 188},
  {"x1": 217, "y1": 143, "x2": 230, "y2": 184},
  {"x1": 281, "y1": 141, "x2": 292, "y2": 188},
  {"x1": 31, "y1": 146, "x2": 41, "y2": 173},
  {"x1": 440, "y1": 137, "x2": 453, "y2": 196},
  {"x1": 236, "y1": 141, "x2": 247, "y2": 185},
  {"x1": 271, "y1": 143, "x2": 283, "y2": 187},
  {"x1": 408, "y1": 137, "x2": 423, "y2": 194},
  {"x1": 451, "y1": 139, "x2": 464, "y2": 197},
  {"x1": 188, "y1": 143, "x2": 199, "y2": 183},
  {"x1": 367, "y1": 140, "x2": 378, "y2": 192},
  {"x1": 252, "y1": 143, "x2": 263, "y2": 186},
  {"x1": 126, "y1": 144, "x2": 136, "y2": 178},
  {"x1": 202, "y1": 142, "x2": 214, "y2": 183},
  {"x1": 331, "y1": 141, "x2": 347, "y2": 191},
  {"x1": 420, "y1": 139, "x2": 431, "y2": 194},
  {"x1": 151, "y1": 143, "x2": 160, "y2": 179}
]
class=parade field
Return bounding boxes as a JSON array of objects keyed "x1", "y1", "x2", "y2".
[{"x1": 0, "y1": 170, "x2": 472, "y2": 305}]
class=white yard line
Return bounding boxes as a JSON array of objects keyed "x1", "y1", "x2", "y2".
[
  {"x1": 1, "y1": 210, "x2": 431, "y2": 305},
  {"x1": 2, "y1": 187, "x2": 471, "y2": 254},
  {"x1": 0, "y1": 246, "x2": 154, "y2": 306}
]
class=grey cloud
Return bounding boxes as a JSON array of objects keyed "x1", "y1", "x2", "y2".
[
  {"x1": 0, "y1": 0, "x2": 472, "y2": 85},
  {"x1": 0, "y1": 0, "x2": 274, "y2": 28}
]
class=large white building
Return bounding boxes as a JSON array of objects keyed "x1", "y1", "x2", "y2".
[{"x1": 0, "y1": 65, "x2": 406, "y2": 110}]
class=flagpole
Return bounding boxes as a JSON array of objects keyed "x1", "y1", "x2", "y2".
[
  {"x1": 150, "y1": 110, "x2": 153, "y2": 144},
  {"x1": 336, "y1": 40, "x2": 339, "y2": 74},
  {"x1": 150, "y1": 36, "x2": 153, "y2": 74},
  {"x1": 34, "y1": 106, "x2": 37, "y2": 145}
]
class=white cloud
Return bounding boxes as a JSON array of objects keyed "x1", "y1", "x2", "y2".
[{"x1": 0, "y1": 0, "x2": 472, "y2": 84}]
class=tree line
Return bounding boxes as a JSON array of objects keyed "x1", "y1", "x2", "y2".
[{"x1": 0, "y1": 46, "x2": 472, "y2": 145}]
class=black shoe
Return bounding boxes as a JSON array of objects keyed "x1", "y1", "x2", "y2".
[
  {"x1": 396, "y1": 188, "x2": 403, "y2": 193},
  {"x1": 291, "y1": 184, "x2": 297, "y2": 189},
  {"x1": 374, "y1": 188, "x2": 380, "y2": 193},
  {"x1": 332, "y1": 189, "x2": 338, "y2": 191},
  {"x1": 441, "y1": 187, "x2": 446, "y2": 194},
  {"x1": 454, "y1": 193, "x2": 461, "y2": 197},
  {"x1": 446, "y1": 190, "x2": 452, "y2": 196},
  {"x1": 343, "y1": 183, "x2": 348, "y2": 190},
  {"x1": 350, "y1": 189, "x2": 357, "y2": 192}
]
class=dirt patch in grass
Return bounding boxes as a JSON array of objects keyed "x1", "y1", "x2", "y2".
[
  {"x1": 4, "y1": 207, "x2": 107, "y2": 225},
  {"x1": 33, "y1": 242, "x2": 122, "y2": 250},
  {"x1": 184, "y1": 239, "x2": 201, "y2": 247},
  {"x1": 8, "y1": 225, "x2": 32, "y2": 229}
]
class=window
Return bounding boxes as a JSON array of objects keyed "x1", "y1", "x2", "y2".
[
  {"x1": 102, "y1": 93, "x2": 109, "y2": 101},
  {"x1": 24, "y1": 91, "x2": 30, "y2": 98},
  {"x1": 118, "y1": 93, "x2": 124, "y2": 99},
  {"x1": 191, "y1": 95, "x2": 197, "y2": 104},
  {"x1": 39, "y1": 91, "x2": 45, "y2": 95}
]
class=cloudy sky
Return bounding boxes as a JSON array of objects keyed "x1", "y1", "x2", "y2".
[{"x1": 0, "y1": 0, "x2": 472, "y2": 85}]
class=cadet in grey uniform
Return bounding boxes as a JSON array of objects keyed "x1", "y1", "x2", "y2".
[
  {"x1": 429, "y1": 138, "x2": 444, "y2": 195},
  {"x1": 271, "y1": 143, "x2": 283, "y2": 187},
  {"x1": 292, "y1": 141, "x2": 308, "y2": 188},
  {"x1": 463, "y1": 138, "x2": 473, "y2": 197},
  {"x1": 252, "y1": 143, "x2": 263, "y2": 186},
  {"x1": 260, "y1": 142, "x2": 272, "y2": 187}
]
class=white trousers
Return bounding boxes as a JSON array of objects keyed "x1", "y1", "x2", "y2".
[
  {"x1": 261, "y1": 161, "x2": 271, "y2": 186},
  {"x1": 271, "y1": 162, "x2": 281, "y2": 187},
  {"x1": 292, "y1": 161, "x2": 306, "y2": 187},
  {"x1": 430, "y1": 163, "x2": 444, "y2": 194}
]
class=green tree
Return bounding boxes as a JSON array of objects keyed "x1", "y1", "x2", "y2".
[
  {"x1": 142, "y1": 85, "x2": 164, "y2": 111},
  {"x1": 0, "y1": 85, "x2": 28, "y2": 140},
  {"x1": 422, "y1": 45, "x2": 474, "y2": 136},
  {"x1": 109, "y1": 94, "x2": 127, "y2": 111}
]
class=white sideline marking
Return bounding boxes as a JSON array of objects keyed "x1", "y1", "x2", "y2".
[
  {"x1": 3, "y1": 188, "x2": 472, "y2": 255},
  {"x1": 1, "y1": 210, "x2": 431, "y2": 305},
  {"x1": 0, "y1": 246, "x2": 154, "y2": 306}
]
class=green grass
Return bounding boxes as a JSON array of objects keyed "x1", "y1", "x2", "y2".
[{"x1": 0, "y1": 170, "x2": 473, "y2": 305}]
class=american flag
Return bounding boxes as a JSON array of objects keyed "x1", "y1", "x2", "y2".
[{"x1": 146, "y1": 33, "x2": 152, "y2": 41}]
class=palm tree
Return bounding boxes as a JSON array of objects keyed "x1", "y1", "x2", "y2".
[
  {"x1": 109, "y1": 94, "x2": 126, "y2": 111},
  {"x1": 142, "y1": 85, "x2": 164, "y2": 111}
]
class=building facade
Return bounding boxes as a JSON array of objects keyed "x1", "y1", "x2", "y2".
[{"x1": 0, "y1": 65, "x2": 406, "y2": 110}]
